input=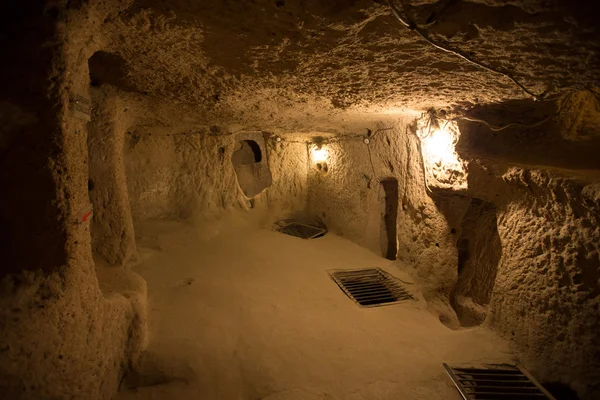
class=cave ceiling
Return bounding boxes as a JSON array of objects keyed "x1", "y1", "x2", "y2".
[{"x1": 97, "y1": 0, "x2": 600, "y2": 130}]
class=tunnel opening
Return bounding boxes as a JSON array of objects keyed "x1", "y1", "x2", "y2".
[
  {"x1": 379, "y1": 178, "x2": 398, "y2": 261},
  {"x1": 450, "y1": 198, "x2": 501, "y2": 327}
]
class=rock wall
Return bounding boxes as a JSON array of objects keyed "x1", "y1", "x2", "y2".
[
  {"x1": 265, "y1": 137, "x2": 309, "y2": 220},
  {"x1": 124, "y1": 128, "x2": 243, "y2": 222},
  {"x1": 306, "y1": 115, "x2": 600, "y2": 398},
  {"x1": 456, "y1": 94, "x2": 600, "y2": 398},
  {"x1": 307, "y1": 120, "x2": 460, "y2": 321},
  {"x1": 0, "y1": 1, "x2": 148, "y2": 399},
  {"x1": 490, "y1": 170, "x2": 600, "y2": 398},
  {"x1": 123, "y1": 127, "x2": 308, "y2": 224}
]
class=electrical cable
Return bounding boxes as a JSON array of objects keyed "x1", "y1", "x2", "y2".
[
  {"x1": 460, "y1": 116, "x2": 551, "y2": 132},
  {"x1": 417, "y1": 140, "x2": 434, "y2": 195},
  {"x1": 412, "y1": 93, "x2": 572, "y2": 196},
  {"x1": 386, "y1": 0, "x2": 548, "y2": 100},
  {"x1": 366, "y1": 143, "x2": 377, "y2": 187},
  {"x1": 278, "y1": 138, "x2": 311, "y2": 144},
  {"x1": 273, "y1": 127, "x2": 395, "y2": 145}
]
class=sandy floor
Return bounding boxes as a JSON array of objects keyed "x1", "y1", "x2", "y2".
[{"x1": 114, "y1": 218, "x2": 514, "y2": 400}]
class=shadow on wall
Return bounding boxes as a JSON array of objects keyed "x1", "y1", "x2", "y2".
[
  {"x1": 232, "y1": 136, "x2": 272, "y2": 199},
  {"x1": 449, "y1": 198, "x2": 502, "y2": 327},
  {"x1": 543, "y1": 382, "x2": 581, "y2": 400}
]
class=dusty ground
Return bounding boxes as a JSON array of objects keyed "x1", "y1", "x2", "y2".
[{"x1": 114, "y1": 218, "x2": 514, "y2": 400}]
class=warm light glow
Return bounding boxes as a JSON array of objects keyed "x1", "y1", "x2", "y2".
[
  {"x1": 311, "y1": 147, "x2": 329, "y2": 163},
  {"x1": 416, "y1": 116, "x2": 467, "y2": 190},
  {"x1": 421, "y1": 127, "x2": 456, "y2": 165}
]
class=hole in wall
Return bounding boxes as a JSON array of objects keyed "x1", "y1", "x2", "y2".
[
  {"x1": 232, "y1": 140, "x2": 262, "y2": 165},
  {"x1": 89, "y1": 51, "x2": 139, "y2": 92},
  {"x1": 231, "y1": 137, "x2": 272, "y2": 198}
]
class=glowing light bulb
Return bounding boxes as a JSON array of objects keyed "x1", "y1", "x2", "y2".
[
  {"x1": 422, "y1": 128, "x2": 455, "y2": 165},
  {"x1": 311, "y1": 147, "x2": 328, "y2": 163}
]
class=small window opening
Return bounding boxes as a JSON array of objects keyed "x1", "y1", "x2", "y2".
[{"x1": 232, "y1": 140, "x2": 262, "y2": 165}]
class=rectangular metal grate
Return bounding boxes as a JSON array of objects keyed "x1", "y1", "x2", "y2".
[
  {"x1": 443, "y1": 363, "x2": 557, "y2": 400},
  {"x1": 329, "y1": 268, "x2": 413, "y2": 307},
  {"x1": 276, "y1": 221, "x2": 327, "y2": 239}
]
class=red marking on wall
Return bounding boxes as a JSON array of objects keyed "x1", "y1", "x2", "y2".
[{"x1": 81, "y1": 211, "x2": 93, "y2": 223}]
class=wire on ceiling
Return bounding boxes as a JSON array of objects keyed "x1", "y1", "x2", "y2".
[
  {"x1": 386, "y1": 0, "x2": 549, "y2": 100},
  {"x1": 273, "y1": 127, "x2": 395, "y2": 145}
]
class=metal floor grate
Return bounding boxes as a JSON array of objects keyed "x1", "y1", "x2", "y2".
[
  {"x1": 443, "y1": 363, "x2": 557, "y2": 400},
  {"x1": 329, "y1": 268, "x2": 413, "y2": 307},
  {"x1": 276, "y1": 221, "x2": 327, "y2": 239}
]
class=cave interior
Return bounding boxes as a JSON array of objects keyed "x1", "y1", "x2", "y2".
[{"x1": 1, "y1": 0, "x2": 599, "y2": 399}]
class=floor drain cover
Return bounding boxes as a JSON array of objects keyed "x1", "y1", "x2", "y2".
[
  {"x1": 276, "y1": 220, "x2": 327, "y2": 239},
  {"x1": 329, "y1": 268, "x2": 413, "y2": 307},
  {"x1": 443, "y1": 363, "x2": 557, "y2": 400}
]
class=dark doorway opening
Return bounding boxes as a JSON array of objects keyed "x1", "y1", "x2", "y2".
[
  {"x1": 380, "y1": 178, "x2": 398, "y2": 260},
  {"x1": 450, "y1": 198, "x2": 501, "y2": 327}
]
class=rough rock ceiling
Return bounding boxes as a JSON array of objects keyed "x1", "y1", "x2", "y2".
[{"x1": 98, "y1": 0, "x2": 599, "y2": 130}]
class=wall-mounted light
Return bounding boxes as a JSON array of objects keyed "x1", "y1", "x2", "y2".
[
  {"x1": 310, "y1": 143, "x2": 329, "y2": 173},
  {"x1": 416, "y1": 110, "x2": 466, "y2": 190},
  {"x1": 421, "y1": 123, "x2": 457, "y2": 166},
  {"x1": 311, "y1": 147, "x2": 329, "y2": 163}
]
